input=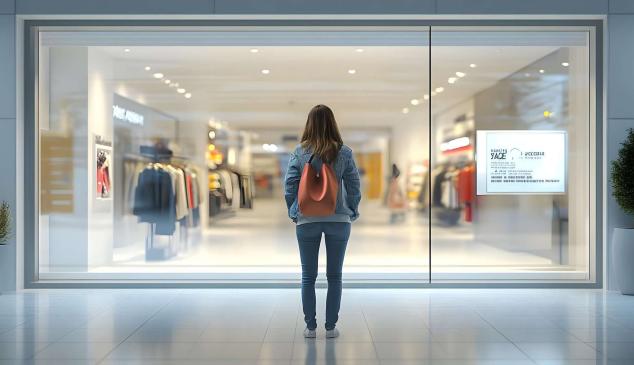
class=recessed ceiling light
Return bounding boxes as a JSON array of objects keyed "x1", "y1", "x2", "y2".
[
  {"x1": 561, "y1": 62, "x2": 570, "y2": 67},
  {"x1": 153, "y1": 73, "x2": 164, "y2": 79},
  {"x1": 524, "y1": 73, "x2": 531, "y2": 77},
  {"x1": 455, "y1": 72, "x2": 466, "y2": 78},
  {"x1": 402, "y1": 107, "x2": 410, "y2": 114},
  {"x1": 173, "y1": 83, "x2": 179, "y2": 87},
  {"x1": 250, "y1": 48, "x2": 259, "y2": 53},
  {"x1": 261, "y1": 69, "x2": 270, "y2": 75},
  {"x1": 124, "y1": 48, "x2": 131, "y2": 53},
  {"x1": 144, "y1": 66, "x2": 151, "y2": 71},
  {"x1": 348, "y1": 69, "x2": 357, "y2": 75},
  {"x1": 431, "y1": 91, "x2": 437, "y2": 96},
  {"x1": 355, "y1": 48, "x2": 364, "y2": 53},
  {"x1": 448, "y1": 77, "x2": 457, "y2": 84},
  {"x1": 164, "y1": 79, "x2": 171, "y2": 84},
  {"x1": 539, "y1": 69, "x2": 545, "y2": 74},
  {"x1": 435, "y1": 87, "x2": 444, "y2": 93},
  {"x1": 410, "y1": 99, "x2": 420, "y2": 106},
  {"x1": 184, "y1": 93, "x2": 192, "y2": 99},
  {"x1": 469, "y1": 63, "x2": 477, "y2": 68},
  {"x1": 177, "y1": 88, "x2": 186, "y2": 94},
  {"x1": 423, "y1": 94, "x2": 429, "y2": 100}
]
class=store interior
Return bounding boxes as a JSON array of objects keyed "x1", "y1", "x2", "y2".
[{"x1": 36, "y1": 30, "x2": 592, "y2": 282}]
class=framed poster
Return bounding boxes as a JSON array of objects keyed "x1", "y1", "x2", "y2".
[
  {"x1": 95, "y1": 136, "x2": 113, "y2": 200},
  {"x1": 476, "y1": 130, "x2": 567, "y2": 195}
]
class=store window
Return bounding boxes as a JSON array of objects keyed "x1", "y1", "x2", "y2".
[
  {"x1": 429, "y1": 29, "x2": 594, "y2": 282},
  {"x1": 32, "y1": 26, "x2": 596, "y2": 284}
]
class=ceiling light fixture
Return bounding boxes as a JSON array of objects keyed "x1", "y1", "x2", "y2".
[
  {"x1": 525, "y1": 73, "x2": 531, "y2": 77},
  {"x1": 402, "y1": 107, "x2": 410, "y2": 114},
  {"x1": 410, "y1": 99, "x2": 420, "y2": 106},
  {"x1": 455, "y1": 71, "x2": 466, "y2": 78},
  {"x1": 177, "y1": 88, "x2": 186, "y2": 94},
  {"x1": 435, "y1": 87, "x2": 444, "y2": 93},
  {"x1": 431, "y1": 91, "x2": 437, "y2": 96},
  {"x1": 152, "y1": 73, "x2": 164, "y2": 79},
  {"x1": 469, "y1": 63, "x2": 477, "y2": 68},
  {"x1": 124, "y1": 48, "x2": 131, "y2": 53},
  {"x1": 423, "y1": 94, "x2": 429, "y2": 100},
  {"x1": 250, "y1": 48, "x2": 259, "y2": 53},
  {"x1": 348, "y1": 69, "x2": 357, "y2": 75},
  {"x1": 261, "y1": 69, "x2": 270, "y2": 75},
  {"x1": 561, "y1": 62, "x2": 570, "y2": 67},
  {"x1": 539, "y1": 69, "x2": 545, "y2": 74},
  {"x1": 144, "y1": 66, "x2": 151, "y2": 71},
  {"x1": 184, "y1": 93, "x2": 192, "y2": 99},
  {"x1": 164, "y1": 79, "x2": 171, "y2": 84},
  {"x1": 355, "y1": 48, "x2": 364, "y2": 53},
  {"x1": 448, "y1": 77, "x2": 457, "y2": 84}
]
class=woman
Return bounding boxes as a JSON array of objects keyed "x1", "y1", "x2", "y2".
[
  {"x1": 284, "y1": 105, "x2": 361, "y2": 339},
  {"x1": 387, "y1": 163, "x2": 407, "y2": 223}
]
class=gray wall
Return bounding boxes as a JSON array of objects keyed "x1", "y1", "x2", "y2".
[
  {"x1": 607, "y1": 10, "x2": 634, "y2": 290},
  {"x1": 0, "y1": 0, "x2": 629, "y2": 290}
]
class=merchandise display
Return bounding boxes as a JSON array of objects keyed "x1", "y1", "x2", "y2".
[{"x1": 131, "y1": 146, "x2": 203, "y2": 260}]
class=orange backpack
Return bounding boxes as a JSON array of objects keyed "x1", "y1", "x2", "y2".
[{"x1": 298, "y1": 155, "x2": 338, "y2": 216}]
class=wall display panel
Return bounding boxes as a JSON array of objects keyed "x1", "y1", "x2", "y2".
[{"x1": 476, "y1": 130, "x2": 567, "y2": 195}]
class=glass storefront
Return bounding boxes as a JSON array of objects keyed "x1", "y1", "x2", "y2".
[{"x1": 30, "y1": 25, "x2": 597, "y2": 284}]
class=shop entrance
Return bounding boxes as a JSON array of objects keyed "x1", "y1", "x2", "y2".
[{"x1": 31, "y1": 25, "x2": 597, "y2": 285}]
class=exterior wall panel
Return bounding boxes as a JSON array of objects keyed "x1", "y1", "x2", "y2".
[
  {"x1": 0, "y1": 118, "x2": 16, "y2": 292},
  {"x1": 0, "y1": 15, "x2": 14, "y2": 119},
  {"x1": 610, "y1": 0, "x2": 634, "y2": 14},
  {"x1": 214, "y1": 0, "x2": 435, "y2": 14},
  {"x1": 16, "y1": 0, "x2": 213, "y2": 14},
  {"x1": 0, "y1": 0, "x2": 14, "y2": 14},
  {"x1": 608, "y1": 15, "x2": 634, "y2": 119},
  {"x1": 437, "y1": 0, "x2": 608, "y2": 14}
]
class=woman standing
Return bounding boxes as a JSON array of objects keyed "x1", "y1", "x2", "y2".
[{"x1": 284, "y1": 105, "x2": 361, "y2": 339}]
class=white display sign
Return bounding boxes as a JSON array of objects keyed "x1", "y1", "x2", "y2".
[
  {"x1": 112, "y1": 105, "x2": 144, "y2": 126},
  {"x1": 476, "y1": 130, "x2": 566, "y2": 195}
]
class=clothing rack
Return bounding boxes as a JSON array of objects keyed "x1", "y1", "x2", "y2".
[{"x1": 132, "y1": 146, "x2": 198, "y2": 261}]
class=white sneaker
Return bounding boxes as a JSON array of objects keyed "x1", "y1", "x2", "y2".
[
  {"x1": 303, "y1": 328, "x2": 316, "y2": 338},
  {"x1": 325, "y1": 328, "x2": 339, "y2": 338}
]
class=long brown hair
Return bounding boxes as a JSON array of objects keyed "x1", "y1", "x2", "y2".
[{"x1": 301, "y1": 104, "x2": 343, "y2": 163}]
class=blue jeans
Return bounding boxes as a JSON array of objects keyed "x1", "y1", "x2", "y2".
[{"x1": 296, "y1": 222, "x2": 351, "y2": 330}]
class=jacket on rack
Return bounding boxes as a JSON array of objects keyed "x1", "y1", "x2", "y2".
[{"x1": 132, "y1": 167, "x2": 176, "y2": 235}]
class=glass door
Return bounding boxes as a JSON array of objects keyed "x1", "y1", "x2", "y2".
[{"x1": 429, "y1": 27, "x2": 593, "y2": 283}]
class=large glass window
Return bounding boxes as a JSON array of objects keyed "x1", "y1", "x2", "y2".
[
  {"x1": 36, "y1": 29, "x2": 431, "y2": 281},
  {"x1": 32, "y1": 25, "x2": 596, "y2": 284},
  {"x1": 430, "y1": 29, "x2": 593, "y2": 282}
]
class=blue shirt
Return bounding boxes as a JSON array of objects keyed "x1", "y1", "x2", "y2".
[{"x1": 284, "y1": 144, "x2": 361, "y2": 224}]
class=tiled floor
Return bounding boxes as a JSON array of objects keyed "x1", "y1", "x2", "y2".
[{"x1": 0, "y1": 289, "x2": 633, "y2": 364}]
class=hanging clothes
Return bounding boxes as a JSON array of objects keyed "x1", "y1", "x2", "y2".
[
  {"x1": 132, "y1": 165, "x2": 176, "y2": 235},
  {"x1": 457, "y1": 164, "x2": 475, "y2": 222}
]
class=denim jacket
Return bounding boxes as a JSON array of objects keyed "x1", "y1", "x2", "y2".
[{"x1": 284, "y1": 144, "x2": 361, "y2": 223}]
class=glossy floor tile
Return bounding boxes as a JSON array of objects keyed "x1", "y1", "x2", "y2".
[{"x1": 0, "y1": 289, "x2": 632, "y2": 364}]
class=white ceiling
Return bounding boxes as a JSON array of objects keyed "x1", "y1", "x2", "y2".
[{"x1": 102, "y1": 45, "x2": 558, "y2": 130}]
